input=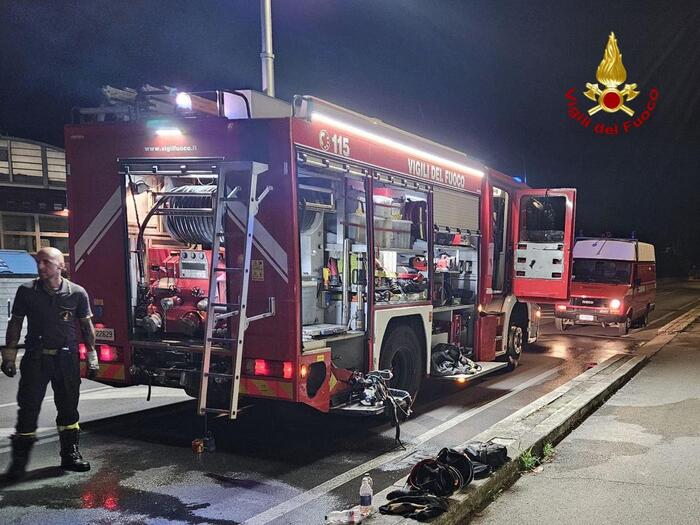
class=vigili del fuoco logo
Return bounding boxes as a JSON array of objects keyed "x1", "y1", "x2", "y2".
[{"x1": 566, "y1": 32, "x2": 659, "y2": 135}]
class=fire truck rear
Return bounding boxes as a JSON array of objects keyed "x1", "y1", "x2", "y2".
[{"x1": 66, "y1": 88, "x2": 576, "y2": 419}]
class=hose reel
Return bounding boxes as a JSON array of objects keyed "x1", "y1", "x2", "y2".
[{"x1": 165, "y1": 185, "x2": 216, "y2": 244}]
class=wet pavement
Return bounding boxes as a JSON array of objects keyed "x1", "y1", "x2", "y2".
[
  {"x1": 473, "y1": 317, "x2": 700, "y2": 525},
  {"x1": 0, "y1": 281, "x2": 697, "y2": 524}
]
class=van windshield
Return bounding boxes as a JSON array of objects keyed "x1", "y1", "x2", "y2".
[{"x1": 572, "y1": 258, "x2": 632, "y2": 284}]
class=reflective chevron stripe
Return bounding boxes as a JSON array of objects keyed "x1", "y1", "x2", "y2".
[{"x1": 74, "y1": 188, "x2": 123, "y2": 272}]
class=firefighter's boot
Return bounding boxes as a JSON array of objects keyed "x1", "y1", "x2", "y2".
[
  {"x1": 5, "y1": 434, "x2": 36, "y2": 482},
  {"x1": 59, "y1": 429, "x2": 90, "y2": 472}
]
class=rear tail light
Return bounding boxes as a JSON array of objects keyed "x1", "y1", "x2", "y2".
[
  {"x1": 79, "y1": 343, "x2": 121, "y2": 362},
  {"x1": 254, "y1": 359, "x2": 269, "y2": 376},
  {"x1": 98, "y1": 344, "x2": 121, "y2": 362},
  {"x1": 244, "y1": 359, "x2": 295, "y2": 380}
]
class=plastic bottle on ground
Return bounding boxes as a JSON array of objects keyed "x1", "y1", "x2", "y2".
[
  {"x1": 325, "y1": 506, "x2": 362, "y2": 524},
  {"x1": 359, "y1": 474, "x2": 373, "y2": 516}
]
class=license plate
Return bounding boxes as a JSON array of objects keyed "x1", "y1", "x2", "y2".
[
  {"x1": 579, "y1": 314, "x2": 595, "y2": 321},
  {"x1": 95, "y1": 327, "x2": 115, "y2": 341}
]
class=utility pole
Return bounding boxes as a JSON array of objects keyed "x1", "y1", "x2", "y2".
[{"x1": 260, "y1": 0, "x2": 275, "y2": 97}]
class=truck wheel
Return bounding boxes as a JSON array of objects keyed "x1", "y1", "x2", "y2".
[
  {"x1": 554, "y1": 318, "x2": 567, "y2": 332},
  {"x1": 618, "y1": 315, "x2": 631, "y2": 336},
  {"x1": 504, "y1": 322, "x2": 525, "y2": 370},
  {"x1": 379, "y1": 325, "x2": 423, "y2": 400}
]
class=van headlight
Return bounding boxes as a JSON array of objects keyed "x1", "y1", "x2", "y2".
[{"x1": 610, "y1": 299, "x2": 621, "y2": 310}]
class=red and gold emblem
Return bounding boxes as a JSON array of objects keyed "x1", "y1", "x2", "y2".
[{"x1": 583, "y1": 32, "x2": 639, "y2": 116}]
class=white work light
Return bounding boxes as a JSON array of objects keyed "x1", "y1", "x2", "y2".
[
  {"x1": 175, "y1": 92, "x2": 192, "y2": 110},
  {"x1": 293, "y1": 95, "x2": 486, "y2": 179}
]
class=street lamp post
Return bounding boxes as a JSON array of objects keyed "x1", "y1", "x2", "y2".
[{"x1": 260, "y1": 0, "x2": 275, "y2": 97}]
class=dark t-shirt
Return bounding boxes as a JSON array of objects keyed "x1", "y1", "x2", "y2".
[{"x1": 11, "y1": 278, "x2": 92, "y2": 349}]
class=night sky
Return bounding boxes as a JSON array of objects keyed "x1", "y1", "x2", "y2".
[{"x1": 1, "y1": 1, "x2": 699, "y2": 271}]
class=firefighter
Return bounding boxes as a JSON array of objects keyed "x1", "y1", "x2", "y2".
[{"x1": 1, "y1": 247, "x2": 99, "y2": 482}]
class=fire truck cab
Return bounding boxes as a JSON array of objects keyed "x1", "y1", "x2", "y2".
[{"x1": 65, "y1": 89, "x2": 576, "y2": 418}]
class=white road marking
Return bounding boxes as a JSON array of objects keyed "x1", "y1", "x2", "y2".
[
  {"x1": 0, "y1": 386, "x2": 113, "y2": 409},
  {"x1": 655, "y1": 304, "x2": 700, "y2": 333},
  {"x1": 0, "y1": 426, "x2": 53, "y2": 438},
  {"x1": 243, "y1": 365, "x2": 565, "y2": 525},
  {"x1": 646, "y1": 298, "x2": 700, "y2": 328},
  {"x1": 0, "y1": 434, "x2": 60, "y2": 454}
]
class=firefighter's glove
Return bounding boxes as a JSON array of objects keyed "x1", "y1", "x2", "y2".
[
  {"x1": 86, "y1": 349, "x2": 99, "y2": 380},
  {"x1": 1, "y1": 347, "x2": 18, "y2": 378}
]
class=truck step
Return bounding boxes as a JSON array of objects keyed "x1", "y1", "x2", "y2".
[
  {"x1": 431, "y1": 361, "x2": 508, "y2": 381},
  {"x1": 207, "y1": 336, "x2": 237, "y2": 344}
]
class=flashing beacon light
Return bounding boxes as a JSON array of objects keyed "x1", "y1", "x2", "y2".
[{"x1": 175, "y1": 92, "x2": 192, "y2": 110}]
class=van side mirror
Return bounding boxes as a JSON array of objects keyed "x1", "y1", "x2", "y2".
[{"x1": 634, "y1": 278, "x2": 641, "y2": 287}]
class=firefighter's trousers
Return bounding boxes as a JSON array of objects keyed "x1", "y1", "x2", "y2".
[{"x1": 16, "y1": 348, "x2": 81, "y2": 435}]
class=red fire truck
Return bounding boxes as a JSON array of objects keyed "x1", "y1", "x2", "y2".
[{"x1": 65, "y1": 88, "x2": 576, "y2": 418}]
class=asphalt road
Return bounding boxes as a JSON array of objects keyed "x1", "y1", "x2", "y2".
[{"x1": 0, "y1": 280, "x2": 698, "y2": 524}]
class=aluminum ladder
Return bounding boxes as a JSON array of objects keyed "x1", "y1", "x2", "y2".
[{"x1": 197, "y1": 161, "x2": 275, "y2": 419}]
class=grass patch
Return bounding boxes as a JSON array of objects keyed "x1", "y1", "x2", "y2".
[
  {"x1": 519, "y1": 448, "x2": 540, "y2": 471},
  {"x1": 542, "y1": 442, "x2": 555, "y2": 460}
]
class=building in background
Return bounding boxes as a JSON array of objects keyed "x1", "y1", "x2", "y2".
[
  {"x1": 0, "y1": 136, "x2": 68, "y2": 264},
  {"x1": 0, "y1": 249, "x2": 38, "y2": 341}
]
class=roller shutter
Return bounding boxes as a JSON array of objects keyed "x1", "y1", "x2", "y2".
[{"x1": 433, "y1": 188, "x2": 479, "y2": 232}]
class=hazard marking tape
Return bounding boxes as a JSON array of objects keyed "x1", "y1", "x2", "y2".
[
  {"x1": 278, "y1": 382, "x2": 293, "y2": 399},
  {"x1": 80, "y1": 362, "x2": 125, "y2": 381},
  {"x1": 240, "y1": 378, "x2": 294, "y2": 400}
]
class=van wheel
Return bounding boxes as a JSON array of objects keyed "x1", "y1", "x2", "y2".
[
  {"x1": 379, "y1": 325, "x2": 423, "y2": 400},
  {"x1": 634, "y1": 308, "x2": 650, "y2": 328},
  {"x1": 554, "y1": 318, "x2": 567, "y2": 332},
  {"x1": 618, "y1": 315, "x2": 631, "y2": 336}
]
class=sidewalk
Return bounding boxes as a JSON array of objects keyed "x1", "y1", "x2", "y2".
[{"x1": 472, "y1": 319, "x2": 700, "y2": 525}]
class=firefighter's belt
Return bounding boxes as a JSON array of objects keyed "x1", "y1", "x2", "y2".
[{"x1": 33, "y1": 348, "x2": 70, "y2": 356}]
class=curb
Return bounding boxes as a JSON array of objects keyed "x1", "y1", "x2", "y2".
[{"x1": 369, "y1": 307, "x2": 700, "y2": 525}]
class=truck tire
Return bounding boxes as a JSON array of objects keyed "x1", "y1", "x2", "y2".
[
  {"x1": 499, "y1": 310, "x2": 528, "y2": 371},
  {"x1": 379, "y1": 325, "x2": 423, "y2": 400},
  {"x1": 504, "y1": 322, "x2": 525, "y2": 370},
  {"x1": 554, "y1": 318, "x2": 567, "y2": 331}
]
